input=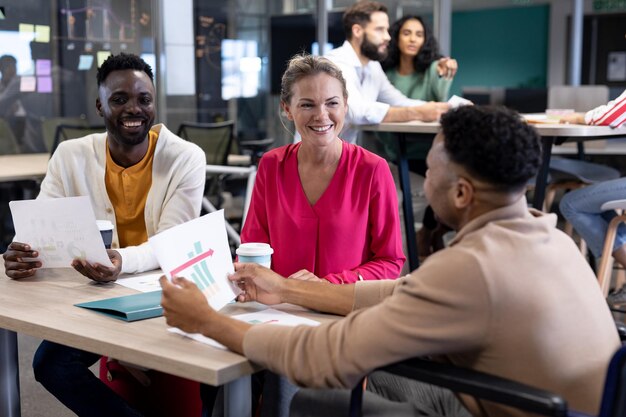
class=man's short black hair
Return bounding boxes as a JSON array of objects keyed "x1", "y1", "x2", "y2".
[
  {"x1": 96, "y1": 52, "x2": 154, "y2": 86},
  {"x1": 440, "y1": 105, "x2": 541, "y2": 191}
]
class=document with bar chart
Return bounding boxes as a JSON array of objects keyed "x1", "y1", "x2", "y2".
[{"x1": 149, "y1": 210, "x2": 240, "y2": 311}]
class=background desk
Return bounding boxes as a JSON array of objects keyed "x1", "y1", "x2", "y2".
[
  {"x1": 0, "y1": 268, "x2": 337, "y2": 417},
  {"x1": 362, "y1": 121, "x2": 625, "y2": 271},
  {"x1": 0, "y1": 153, "x2": 49, "y2": 183}
]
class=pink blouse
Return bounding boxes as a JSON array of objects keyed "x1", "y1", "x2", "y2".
[{"x1": 241, "y1": 140, "x2": 405, "y2": 284}]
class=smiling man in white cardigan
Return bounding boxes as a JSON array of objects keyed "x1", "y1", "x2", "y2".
[{"x1": 2, "y1": 53, "x2": 205, "y2": 417}]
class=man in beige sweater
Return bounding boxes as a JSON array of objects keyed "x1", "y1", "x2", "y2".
[{"x1": 160, "y1": 105, "x2": 620, "y2": 417}]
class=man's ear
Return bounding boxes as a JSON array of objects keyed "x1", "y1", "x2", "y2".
[
  {"x1": 453, "y1": 177, "x2": 474, "y2": 209},
  {"x1": 95, "y1": 98, "x2": 103, "y2": 117},
  {"x1": 352, "y1": 24, "x2": 363, "y2": 41}
]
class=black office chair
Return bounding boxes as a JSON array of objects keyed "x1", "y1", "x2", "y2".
[
  {"x1": 177, "y1": 120, "x2": 252, "y2": 231},
  {"x1": 349, "y1": 339, "x2": 626, "y2": 417},
  {"x1": 50, "y1": 124, "x2": 106, "y2": 156},
  {"x1": 177, "y1": 120, "x2": 235, "y2": 166},
  {"x1": 0, "y1": 118, "x2": 21, "y2": 155},
  {"x1": 41, "y1": 116, "x2": 89, "y2": 152},
  {"x1": 237, "y1": 137, "x2": 275, "y2": 165}
]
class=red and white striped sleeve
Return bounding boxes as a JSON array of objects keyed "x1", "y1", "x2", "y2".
[{"x1": 585, "y1": 89, "x2": 626, "y2": 128}]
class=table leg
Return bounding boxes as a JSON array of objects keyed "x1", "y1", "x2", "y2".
[
  {"x1": 0, "y1": 329, "x2": 21, "y2": 417},
  {"x1": 224, "y1": 375, "x2": 251, "y2": 417},
  {"x1": 532, "y1": 137, "x2": 554, "y2": 210},
  {"x1": 396, "y1": 133, "x2": 419, "y2": 271}
]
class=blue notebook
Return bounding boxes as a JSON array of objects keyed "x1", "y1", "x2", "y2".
[{"x1": 75, "y1": 291, "x2": 163, "y2": 322}]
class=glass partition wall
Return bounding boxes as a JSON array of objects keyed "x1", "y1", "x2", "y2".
[
  {"x1": 0, "y1": 0, "x2": 446, "y2": 153},
  {"x1": 2, "y1": 0, "x2": 623, "y2": 154}
]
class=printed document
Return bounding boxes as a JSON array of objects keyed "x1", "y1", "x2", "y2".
[
  {"x1": 169, "y1": 308, "x2": 320, "y2": 350},
  {"x1": 10, "y1": 196, "x2": 112, "y2": 268},
  {"x1": 149, "y1": 210, "x2": 240, "y2": 311}
]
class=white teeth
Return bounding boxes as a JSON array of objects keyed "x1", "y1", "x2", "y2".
[
  {"x1": 123, "y1": 121, "x2": 142, "y2": 127},
  {"x1": 310, "y1": 125, "x2": 332, "y2": 132}
]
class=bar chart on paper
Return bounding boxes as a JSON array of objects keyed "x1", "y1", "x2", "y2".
[
  {"x1": 149, "y1": 210, "x2": 239, "y2": 311},
  {"x1": 170, "y1": 241, "x2": 220, "y2": 297}
]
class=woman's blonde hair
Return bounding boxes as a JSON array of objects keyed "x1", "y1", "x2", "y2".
[{"x1": 280, "y1": 53, "x2": 348, "y2": 105}]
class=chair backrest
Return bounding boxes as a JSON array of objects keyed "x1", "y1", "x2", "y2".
[
  {"x1": 0, "y1": 118, "x2": 20, "y2": 155},
  {"x1": 504, "y1": 88, "x2": 548, "y2": 113},
  {"x1": 598, "y1": 344, "x2": 626, "y2": 417},
  {"x1": 41, "y1": 117, "x2": 89, "y2": 152},
  {"x1": 177, "y1": 121, "x2": 235, "y2": 166},
  {"x1": 548, "y1": 86, "x2": 610, "y2": 113},
  {"x1": 51, "y1": 124, "x2": 106, "y2": 156}
]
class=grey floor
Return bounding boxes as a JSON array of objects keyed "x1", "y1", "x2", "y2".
[{"x1": 18, "y1": 333, "x2": 87, "y2": 417}]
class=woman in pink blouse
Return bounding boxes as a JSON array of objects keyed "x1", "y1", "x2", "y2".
[
  {"x1": 241, "y1": 54, "x2": 405, "y2": 284},
  {"x1": 202, "y1": 54, "x2": 406, "y2": 417}
]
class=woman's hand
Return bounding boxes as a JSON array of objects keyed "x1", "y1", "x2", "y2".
[
  {"x1": 160, "y1": 276, "x2": 214, "y2": 334},
  {"x1": 436, "y1": 57, "x2": 458, "y2": 79},
  {"x1": 229, "y1": 262, "x2": 286, "y2": 304},
  {"x1": 71, "y1": 250, "x2": 122, "y2": 283},
  {"x1": 3, "y1": 241, "x2": 41, "y2": 279},
  {"x1": 288, "y1": 269, "x2": 324, "y2": 282}
]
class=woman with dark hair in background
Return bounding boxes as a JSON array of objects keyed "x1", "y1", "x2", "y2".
[
  {"x1": 380, "y1": 15, "x2": 459, "y2": 259},
  {"x1": 382, "y1": 15, "x2": 457, "y2": 102}
]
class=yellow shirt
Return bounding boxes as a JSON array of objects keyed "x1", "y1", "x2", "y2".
[{"x1": 105, "y1": 131, "x2": 158, "y2": 248}]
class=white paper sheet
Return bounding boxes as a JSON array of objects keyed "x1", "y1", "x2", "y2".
[
  {"x1": 10, "y1": 196, "x2": 112, "y2": 268},
  {"x1": 116, "y1": 271, "x2": 163, "y2": 293},
  {"x1": 448, "y1": 95, "x2": 473, "y2": 108},
  {"x1": 168, "y1": 308, "x2": 321, "y2": 350},
  {"x1": 149, "y1": 210, "x2": 240, "y2": 311}
]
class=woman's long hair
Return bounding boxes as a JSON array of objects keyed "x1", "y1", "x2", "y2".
[{"x1": 382, "y1": 15, "x2": 442, "y2": 74}]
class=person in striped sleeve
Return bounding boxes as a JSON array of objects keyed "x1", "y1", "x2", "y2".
[{"x1": 559, "y1": 89, "x2": 626, "y2": 306}]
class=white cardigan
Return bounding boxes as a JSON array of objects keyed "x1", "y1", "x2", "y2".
[{"x1": 39, "y1": 124, "x2": 206, "y2": 273}]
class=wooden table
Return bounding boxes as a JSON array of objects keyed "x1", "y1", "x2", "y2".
[
  {"x1": 0, "y1": 153, "x2": 49, "y2": 182},
  {"x1": 0, "y1": 268, "x2": 337, "y2": 417},
  {"x1": 362, "y1": 121, "x2": 625, "y2": 271}
]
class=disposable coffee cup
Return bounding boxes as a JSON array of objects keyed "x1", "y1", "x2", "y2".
[
  {"x1": 236, "y1": 242, "x2": 273, "y2": 268},
  {"x1": 97, "y1": 220, "x2": 114, "y2": 249}
]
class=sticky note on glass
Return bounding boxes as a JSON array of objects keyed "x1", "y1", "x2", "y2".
[
  {"x1": 36, "y1": 59, "x2": 51, "y2": 76},
  {"x1": 19, "y1": 23, "x2": 34, "y2": 40},
  {"x1": 78, "y1": 55, "x2": 94, "y2": 70},
  {"x1": 37, "y1": 76, "x2": 52, "y2": 93},
  {"x1": 97, "y1": 51, "x2": 111, "y2": 67},
  {"x1": 20, "y1": 76, "x2": 36, "y2": 92},
  {"x1": 35, "y1": 25, "x2": 50, "y2": 43}
]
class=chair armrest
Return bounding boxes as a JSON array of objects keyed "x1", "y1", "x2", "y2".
[
  {"x1": 349, "y1": 358, "x2": 567, "y2": 417},
  {"x1": 379, "y1": 358, "x2": 568, "y2": 416},
  {"x1": 238, "y1": 138, "x2": 275, "y2": 150}
]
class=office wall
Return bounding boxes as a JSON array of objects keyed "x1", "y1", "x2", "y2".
[{"x1": 449, "y1": 5, "x2": 550, "y2": 97}]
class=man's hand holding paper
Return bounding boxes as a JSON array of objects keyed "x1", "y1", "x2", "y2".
[{"x1": 5, "y1": 196, "x2": 115, "y2": 281}]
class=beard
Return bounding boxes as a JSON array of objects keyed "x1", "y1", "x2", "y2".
[{"x1": 360, "y1": 33, "x2": 387, "y2": 62}]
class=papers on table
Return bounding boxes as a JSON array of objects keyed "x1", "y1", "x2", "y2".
[
  {"x1": 116, "y1": 271, "x2": 163, "y2": 293},
  {"x1": 448, "y1": 95, "x2": 473, "y2": 108},
  {"x1": 168, "y1": 308, "x2": 321, "y2": 350},
  {"x1": 523, "y1": 113, "x2": 556, "y2": 124},
  {"x1": 149, "y1": 210, "x2": 240, "y2": 311},
  {"x1": 10, "y1": 196, "x2": 112, "y2": 268}
]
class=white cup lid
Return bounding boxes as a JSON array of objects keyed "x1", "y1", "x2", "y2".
[
  {"x1": 96, "y1": 220, "x2": 115, "y2": 231},
  {"x1": 236, "y1": 242, "x2": 273, "y2": 256}
]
